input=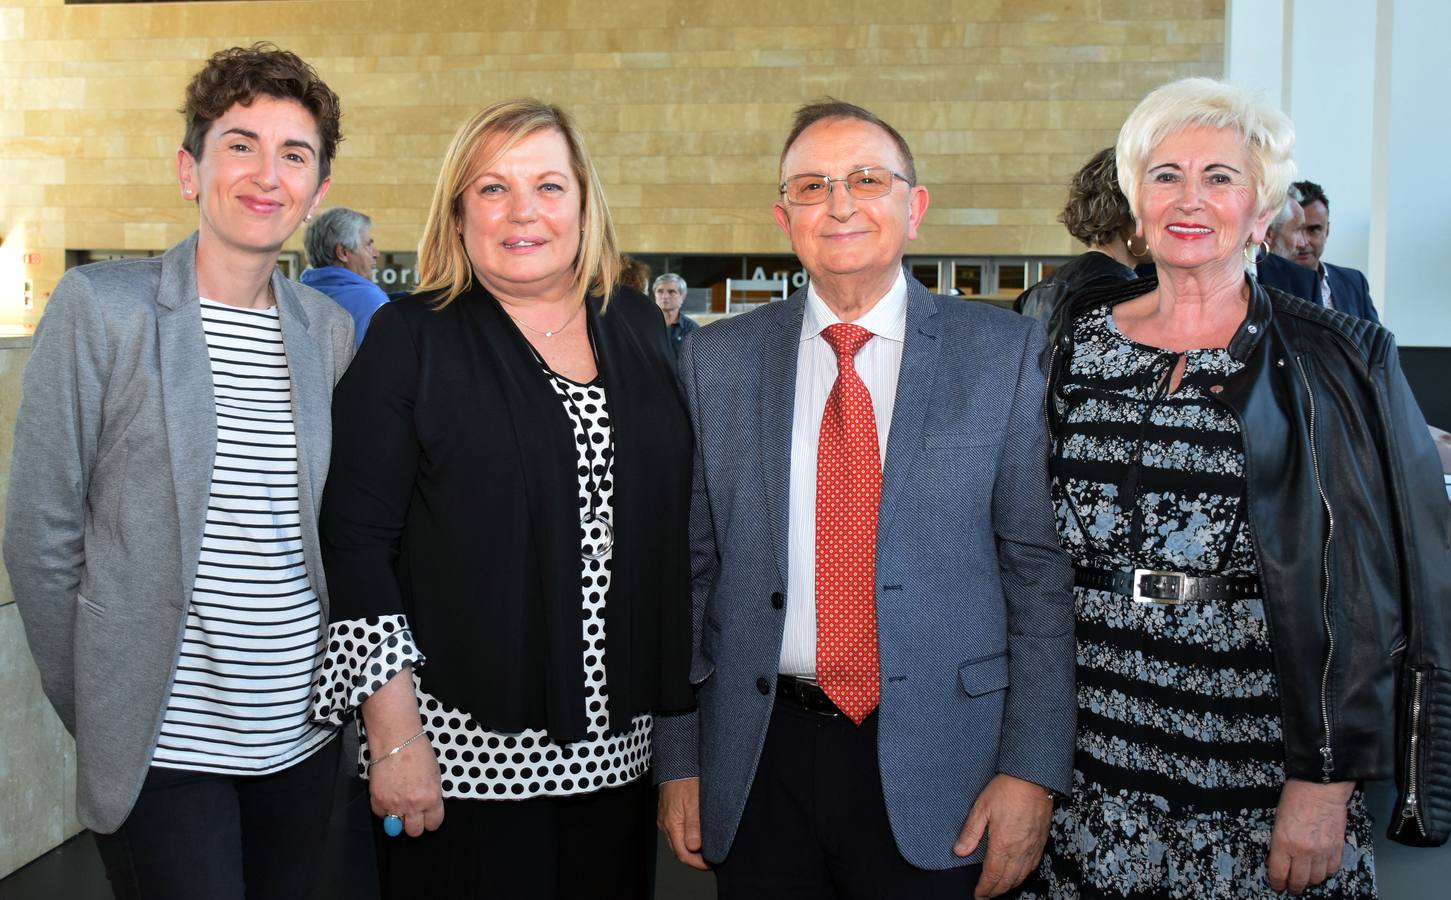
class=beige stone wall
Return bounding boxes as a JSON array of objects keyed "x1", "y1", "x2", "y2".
[{"x1": 0, "y1": 0, "x2": 1223, "y2": 326}]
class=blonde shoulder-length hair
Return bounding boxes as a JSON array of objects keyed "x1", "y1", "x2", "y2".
[
  {"x1": 1116, "y1": 77, "x2": 1296, "y2": 229},
  {"x1": 416, "y1": 98, "x2": 620, "y2": 309}
]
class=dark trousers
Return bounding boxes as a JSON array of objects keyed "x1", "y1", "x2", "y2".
[
  {"x1": 93, "y1": 735, "x2": 341, "y2": 900},
  {"x1": 714, "y1": 698, "x2": 981, "y2": 900},
  {"x1": 373, "y1": 774, "x2": 656, "y2": 899}
]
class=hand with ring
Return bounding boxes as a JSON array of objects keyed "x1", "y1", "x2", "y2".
[
  {"x1": 362, "y1": 671, "x2": 446, "y2": 838},
  {"x1": 382, "y1": 814, "x2": 404, "y2": 837},
  {"x1": 369, "y1": 732, "x2": 445, "y2": 838}
]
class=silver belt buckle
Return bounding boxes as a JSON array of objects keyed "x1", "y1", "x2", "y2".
[{"x1": 1132, "y1": 568, "x2": 1186, "y2": 604}]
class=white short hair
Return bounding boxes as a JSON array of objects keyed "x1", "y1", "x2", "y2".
[
  {"x1": 1116, "y1": 77, "x2": 1297, "y2": 226},
  {"x1": 1269, "y1": 197, "x2": 1298, "y2": 232},
  {"x1": 652, "y1": 272, "x2": 687, "y2": 293},
  {"x1": 304, "y1": 207, "x2": 371, "y2": 269},
  {"x1": 1271, "y1": 182, "x2": 1317, "y2": 232}
]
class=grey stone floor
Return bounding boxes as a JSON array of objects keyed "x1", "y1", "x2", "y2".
[
  {"x1": 0, "y1": 831, "x2": 714, "y2": 900},
  {"x1": 7, "y1": 780, "x2": 1444, "y2": 898}
]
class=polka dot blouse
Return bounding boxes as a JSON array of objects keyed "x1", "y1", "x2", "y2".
[{"x1": 311, "y1": 371, "x2": 652, "y2": 800}]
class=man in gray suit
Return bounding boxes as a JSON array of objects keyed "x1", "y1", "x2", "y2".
[{"x1": 654, "y1": 100, "x2": 1075, "y2": 898}]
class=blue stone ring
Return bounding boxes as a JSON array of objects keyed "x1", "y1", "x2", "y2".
[{"x1": 382, "y1": 814, "x2": 403, "y2": 837}]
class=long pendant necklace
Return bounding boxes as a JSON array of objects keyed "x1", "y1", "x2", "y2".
[{"x1": 524, "y1": 341, "x2": 616, "y2": 559}]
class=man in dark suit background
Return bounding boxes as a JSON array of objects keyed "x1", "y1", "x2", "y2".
[
  {"x1": 653, "y1": 100, "x2": 1075, "y2": 899},
  {"x1": 1258, "y1": 192, "x2": 1321, "y2": 304},
  {"x1": 1290, "y1": 180, "x2": 1381, "y2": 323}
]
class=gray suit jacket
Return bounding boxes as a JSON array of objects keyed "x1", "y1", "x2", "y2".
[
  {"x1": 3, "y1": 234, "x2": 354, "y2": 832},
  {"x1": 652, "y1": 276, "x2": 1076, "y2": 870}
]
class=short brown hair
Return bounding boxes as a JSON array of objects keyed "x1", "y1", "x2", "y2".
[
  {"x1": 1059, "y1": 147, "x2": 1135, "y2": 248},
  {"x1": 779, "y1": 99, "x2": 917, "y2": 185},
  {"x1": 619, "y1": 255, "x2": 650, "y2": 293},
  {"x1": 181, "y1": 43, "x2": 342, "y2": 181}
]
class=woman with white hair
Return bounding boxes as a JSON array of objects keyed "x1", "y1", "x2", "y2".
[{"x1": 1022, "y1": 77, "x2": 1451, "y2": 898}]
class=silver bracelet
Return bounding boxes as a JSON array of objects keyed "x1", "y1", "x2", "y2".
[{"x1": 366, "y1": 728, "x2": 428, "y2": 772}]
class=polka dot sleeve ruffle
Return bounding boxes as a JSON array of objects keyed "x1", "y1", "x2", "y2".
[{"x1": 311, "y1": 614, "x2": 425, "y2": 727}]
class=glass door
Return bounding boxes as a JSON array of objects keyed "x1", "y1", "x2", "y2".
[
  {"x1": 950, "y1": 260, "x2": 987, "y2": 297},
  {"x1": 993, "y1": 260, "x2": 1029, "y2": 297},
  {"x1": 908, "y1": 259, "x2": 944, "y2": 293}
]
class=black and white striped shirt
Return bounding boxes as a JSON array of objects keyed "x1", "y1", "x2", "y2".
[{"x1": 152, "y1": 300, "x2": 332, "y2": 774}]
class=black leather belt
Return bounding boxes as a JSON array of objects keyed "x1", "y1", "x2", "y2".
[
  {"x1": 776, "y1": 675, "x2": 842, "y2": 716},
  {"x1": 1074, "y1": 565, "x2": 1261, "y2": 604}
]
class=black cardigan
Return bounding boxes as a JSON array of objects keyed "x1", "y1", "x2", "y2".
[{"x1": 321, "y1": 282, "x2": 694, "y2": 743}]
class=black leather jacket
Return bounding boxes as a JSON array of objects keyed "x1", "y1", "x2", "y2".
[
  {"x1": 1012, "y1": 250, "x2": 1138, "y2": 326},
  {"x1": 1046, "y1": 274, "x2": 1451, "y2": 847}
]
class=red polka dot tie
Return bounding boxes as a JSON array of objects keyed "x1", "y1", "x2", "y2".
[{"x1": 815, "y1": 322, "x2": 881, "y2": 725}]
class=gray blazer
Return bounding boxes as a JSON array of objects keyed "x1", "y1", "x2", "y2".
[
  {"x1": 3, "y1": 234, "x2": 354, "y2": 832},
  {"x1": 652, "y1": 276, "x2": 1076, "y2": 870}
]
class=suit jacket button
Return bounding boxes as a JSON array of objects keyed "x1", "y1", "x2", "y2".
[
  {"x1": 756, "y1": 677, "x2": 771, "y2": 695},
  {"x1": 770, "y1": 591, "x2": 784, "y2": 610}
]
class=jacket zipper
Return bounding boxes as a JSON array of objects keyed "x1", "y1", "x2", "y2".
[
  {"x1": 1395, "y1": 670, "x2": 1428, "y2": 838},
  {"x1": 1295, "y1": 354, "x2": 1337, "y2": 783},
  {"x1": 1044, "y1": 338, "x2": 1062, "y2": 440}
]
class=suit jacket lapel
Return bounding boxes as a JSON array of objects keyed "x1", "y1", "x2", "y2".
[
  {"x1": 1326, "y1": 265, "x2": 1350, "y2": 314},
  {"x1": 155, "y1": 234, "x2": 216, "y2": 608},
  {"x1": 760, "y1": 292, "x2": 806, "y2": 590},
  {"x1": 878, "y1": 276, "x2": 940, "y2": 543}
]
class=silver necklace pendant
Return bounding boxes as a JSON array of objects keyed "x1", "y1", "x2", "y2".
[
  {"x1": 509, "y1": 297, "x2": 583, "y2": 340},
  {"x1": 581, "y1": 512, "x2": 614, "y2": 559}
]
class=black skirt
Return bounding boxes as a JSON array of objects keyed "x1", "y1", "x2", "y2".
[{"x1": 373, "y1": 774, "x2": 656, "y2": 899}]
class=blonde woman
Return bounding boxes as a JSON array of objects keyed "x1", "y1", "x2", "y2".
[{"x1": 310, "y1": 99, "x2": 693, "y2": 898}]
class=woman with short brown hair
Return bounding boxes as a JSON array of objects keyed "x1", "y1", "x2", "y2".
[
  {"x1": 1014, "y1": 146, "x2": 1146, "y2": 324},
  {"x1": 6, "y1": 43, "x2": 353, "y2": 899}
]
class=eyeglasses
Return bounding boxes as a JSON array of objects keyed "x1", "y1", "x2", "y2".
[{"x1": 779, "y1": 167, "x2": 912, "y2": 205}]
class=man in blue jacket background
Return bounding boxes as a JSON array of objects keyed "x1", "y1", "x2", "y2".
[{"x1": 301, "y1": 207, "x2": 388, "y2": 347}]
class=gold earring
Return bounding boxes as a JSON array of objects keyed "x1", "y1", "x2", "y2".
[{"x1": 1126, "y1": 233, "x2": 1148, "y2": 258}]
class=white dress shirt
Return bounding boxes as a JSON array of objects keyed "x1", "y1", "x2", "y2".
[
  {"x1": 779, "y1": 269, "x2": 908, "y2": 677},
  {"x1": 1319, "y1": 265, "x2": 1334, "y2": 309}
]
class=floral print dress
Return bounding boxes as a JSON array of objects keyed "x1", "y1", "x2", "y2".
[{"x1": 1019, "y1": 306, "x2": 1377, "y2": 899}]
